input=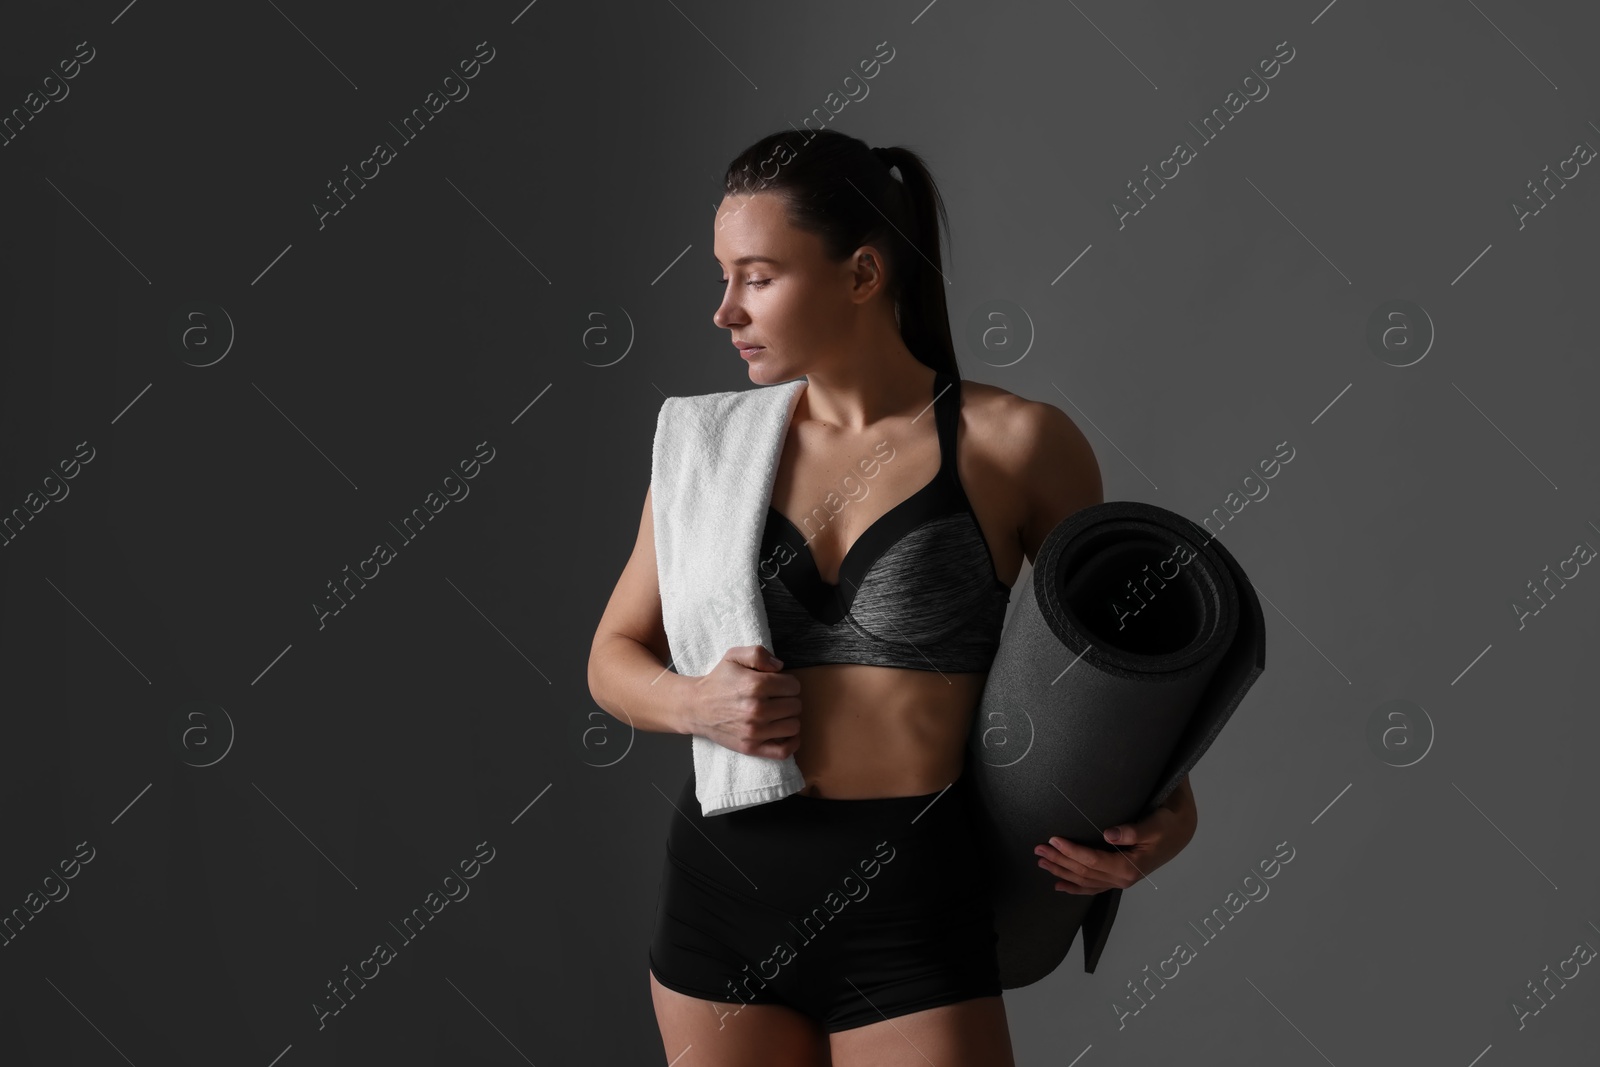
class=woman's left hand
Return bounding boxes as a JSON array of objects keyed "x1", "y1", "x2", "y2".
[{"x1": 1033, "y1": 775, "x2": 1198, "y2": 894}]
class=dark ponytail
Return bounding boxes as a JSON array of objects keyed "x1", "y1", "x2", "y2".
[{"x1": 722, "y1": 129, "x2": 959, "y2": 379}]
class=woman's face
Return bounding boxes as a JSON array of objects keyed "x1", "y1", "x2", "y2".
[{"x1": 712, "y1": 192, "x2": 866, "y2": 382}]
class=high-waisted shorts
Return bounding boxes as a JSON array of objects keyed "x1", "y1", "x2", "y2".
[{"x1": 649, "y1": 770, "x2": 1003, "y2": 1034}]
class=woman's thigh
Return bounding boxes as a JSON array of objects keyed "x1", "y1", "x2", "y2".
[
  {"x1": 649, "y1": 969, "x2": 831, "y2": 1067},
  {"x1": 827, "y1": 995, "x2": 1015, "y2": 1067}
]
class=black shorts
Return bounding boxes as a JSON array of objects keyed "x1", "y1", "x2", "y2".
[{"x1": 649, "y1": 769, "x2": 1003, "y2": 1034}]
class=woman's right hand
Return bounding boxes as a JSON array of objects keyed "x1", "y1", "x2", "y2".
[{"x1": 688, "y1": 645, "x2": 802, "y2": 759}]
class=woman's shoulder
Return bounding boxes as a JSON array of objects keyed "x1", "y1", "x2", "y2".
[{"x1": 959, "y1": 378, "x2": 1100, "y2": 486}]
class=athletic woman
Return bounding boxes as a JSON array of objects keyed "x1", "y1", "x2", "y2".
[{"x1": 588, "y1": 129, "x2": 1199, "y2": 1067}]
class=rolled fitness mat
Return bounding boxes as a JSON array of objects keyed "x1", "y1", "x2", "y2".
[{"x1": 965, "y1": 500, "x2": 1266, "y2": 988}]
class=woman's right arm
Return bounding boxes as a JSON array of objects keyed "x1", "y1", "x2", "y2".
[
  {"x1": 587, "y1": 485, "x2": 804, "y2": 756},
  {"x1": 587, "y1": 485, "x2": 697, "y2": 735}
]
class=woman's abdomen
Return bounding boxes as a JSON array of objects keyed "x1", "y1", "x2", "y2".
[{"x1": 788, "y1": 664, "x2": 987, "y2": 798}]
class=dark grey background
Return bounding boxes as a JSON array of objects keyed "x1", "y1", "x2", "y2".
[{"x1": 2, "y1": 0, "x2": 1597, "y2": 1064}]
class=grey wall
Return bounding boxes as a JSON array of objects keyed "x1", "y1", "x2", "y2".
[{"x1": 1, "y1": 1, "x2": 1596, "y2": 1064}]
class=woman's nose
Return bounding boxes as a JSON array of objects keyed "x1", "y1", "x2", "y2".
[{"x1": 713, "y1": 292, "x2": 745, "y2": 330}]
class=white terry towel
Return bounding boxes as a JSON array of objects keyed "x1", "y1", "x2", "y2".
[{"x1": 651, "y1": 376, "x2": 809, "y2": 816}]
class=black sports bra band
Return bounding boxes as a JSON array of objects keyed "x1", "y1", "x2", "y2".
[{"x1": 930, "y1": 370, "x2": 959, "y2": 482}]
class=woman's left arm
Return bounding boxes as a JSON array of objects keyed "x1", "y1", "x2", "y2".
[
  {"x1": 998, "y1": 392, "x2": 1199, "y2": 893},
  {"x1": 1034, "y1": 775, "x2": 1199, "y2": 894}
]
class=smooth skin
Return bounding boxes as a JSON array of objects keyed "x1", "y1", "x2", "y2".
[{"x1": 592, "y1": 191, "x2": 1198, "y2": 1066}]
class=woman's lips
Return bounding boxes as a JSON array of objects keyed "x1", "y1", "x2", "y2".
[{"x1": 739, "y1": 346, "x2": 765, "y2": 359}]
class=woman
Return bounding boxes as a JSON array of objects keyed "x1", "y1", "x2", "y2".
[{"x1": 587, "y1": 129, "x2": 1199, "y2": 1067}]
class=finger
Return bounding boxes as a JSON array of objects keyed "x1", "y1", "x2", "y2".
[
  {"x1": 1036, "y1": 844, "x2": 1138, "y2": 888},
  {"x1": 1052, "y1": 877, "x2": 1108, "y2": 895},
  {"x1": 1078, "y1": 850, "x2": 1154, "y2": 889},
  {"x1": 761, "y1": 671, "x2": 803, "y2": 696},
  {"x1": 1049, "y1": 846, "x2": 1148, "y2": 889},
  {"x1": 752, "y1": 697, "x2": 796, "y2": 723},
  {"x1": 1039, "y1": 836, "x2": 1113, "y2": 871},
  {"x1": 1037, "y1": 855, "x2": 1119, "y2": 889},
  {"x1": 1033, "y1": 843, "x2": 1093, "y2": 879},
  {"x1": 1105, "y1": 816, "x2": 1159, "y2": 844},
  {"x1": 1109, "y1": 805, "x2": 1174, "y2": 845},
  {"x1": 1085, "y1": 855, "x2": 1143, "y2": 888}
]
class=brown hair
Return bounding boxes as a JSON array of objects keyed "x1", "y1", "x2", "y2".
[{"x1": 721, "y1": 128, "x2": 959, "y2": 378}]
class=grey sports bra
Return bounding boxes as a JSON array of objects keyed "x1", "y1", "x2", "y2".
[{"x1": 757, "y1": 370, "x2": 1010, "y2": 672}]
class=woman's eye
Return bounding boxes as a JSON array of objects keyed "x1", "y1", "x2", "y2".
[{"x1": 746, "y1": 278, "x2": 771, "y2": 288}]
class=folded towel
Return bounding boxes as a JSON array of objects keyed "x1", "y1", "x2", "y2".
[{"x1": 651, "y1": 376, "x2": 809, "y2": 816}]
